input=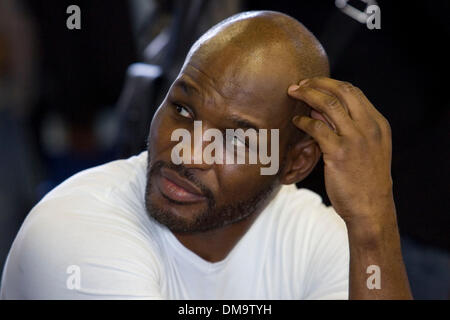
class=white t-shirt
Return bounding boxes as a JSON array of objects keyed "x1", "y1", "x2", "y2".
[{"x1": 0, "y1": 151, "x2": 349, "y2": 300}]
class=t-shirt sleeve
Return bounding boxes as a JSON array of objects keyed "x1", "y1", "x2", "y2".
[
  {"x1": 302, "y1": 206, "x2": 350, "y2": 300},
  {"x1": 0, "y1": 189, "x2": 165, "y2": 300}
]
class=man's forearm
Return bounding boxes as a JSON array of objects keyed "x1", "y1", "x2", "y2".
[{"x1": 345, "y1": 207, "x2": 413, "y2": 300}]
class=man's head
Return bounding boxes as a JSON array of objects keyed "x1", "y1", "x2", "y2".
[{"x1": 145, "y1": 11, "x2": 329, "y2": 233}]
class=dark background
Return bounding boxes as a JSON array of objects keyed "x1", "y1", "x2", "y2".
[{"x1": 0, "y1": 0, "x2": 448, "y2": 299}]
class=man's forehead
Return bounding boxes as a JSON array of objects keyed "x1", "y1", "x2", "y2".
[
  {"x1": 173, "y1": 65, "x2": 294, "y2": 131},
  {"x1": 181, "y1": 51, "x2": 296, "y2": 106}
]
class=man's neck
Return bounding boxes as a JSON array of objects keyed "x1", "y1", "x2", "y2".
[
  {"x1": 173, "y1": 212, "x2": 261, "y2": 263},
  {"x1": 173, "y1": 186, "x2": 280, "y2": 263}
]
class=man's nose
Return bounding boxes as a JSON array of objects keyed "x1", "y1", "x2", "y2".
[
  {"x1": 185, "y1": 121, "x2": 218, "y2": 170},
  {"x1": 184, "y1": 135, "x2": 214, "y2": 170},
  {"x1": 170, "y1": 121, "x2": 220, "y2": 170}
]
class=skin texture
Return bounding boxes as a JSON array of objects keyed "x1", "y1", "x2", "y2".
[{"x1": 145, "y1": 10, "x2": 412, "y2": 299}]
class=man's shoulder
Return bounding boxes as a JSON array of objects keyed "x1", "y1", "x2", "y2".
[
  {"x1": 19, "y1": 151, "x2": 155, "y2": 246},
  {"x1": 262, "y1": 184, "x2": 349, "y2": 261},
  {"x1": 43, "y1": 151, "x2": 148, "y2": 201},
  {"x1": 257, "y1": 185, "x2": 349, "y2": 299},
  {"x1": 1, "y1": 152, "x2": 165, "y2": 299},
  {"x1": 268, "y1": 184, "x2": 346, "y2": 231}
]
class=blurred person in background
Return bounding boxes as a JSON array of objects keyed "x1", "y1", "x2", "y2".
[
  {"x1": 0, "y1": 0, "x2": 39, "y2": 279},
  {"x1": 0, "y1": 0, "x2": 137, "y2": 285},
  {"x1": 23, "y1": 0, "x2": 137, "y2": 194}
]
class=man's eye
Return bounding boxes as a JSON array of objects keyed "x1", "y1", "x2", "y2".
[
  {"x1": 174, "y1": 104, "x2": 192, "y2": 119},
  {"x1": 230, "y1": 135, "x2": 246, "y2": 148}
]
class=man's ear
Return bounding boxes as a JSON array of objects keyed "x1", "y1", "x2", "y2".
[{"x1": 279, "y1": 137, "x2": 321, "y2": 185}]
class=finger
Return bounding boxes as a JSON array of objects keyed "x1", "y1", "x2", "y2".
[
  {"x1": 304, "y1": 77, "x2": 392, "y2": 138},
  {"x1": 288, "y1": 85, "x2": 354, "y2": 135},
  {"x1": 301, "y1": 77, "x2": 378, "y2": 123},
  {"x1": 292, "y1": 115, "x2": 339, "y2": 153},
  {"x1": 311, "y1": 109, "x2": 334, "y2": 131}
]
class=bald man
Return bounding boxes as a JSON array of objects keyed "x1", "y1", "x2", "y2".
[{"x1": 1, "y1": 11, "x2": 412, "y2": 299}]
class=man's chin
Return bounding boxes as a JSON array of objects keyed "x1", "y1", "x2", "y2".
[
  {"x1": 146, "y1": 189, "x2": 241, "y2": 234},
  {"x1": 147, "y1": 190, "x2": 205, "y2": 223}
]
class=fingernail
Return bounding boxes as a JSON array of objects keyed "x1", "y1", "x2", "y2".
[
  {"x1": 299, "y1": 79, "x2": 309, "y2": 86},
  {"x1": 289, "y1": 85, "x2": 300, "y2": 92},
  {"x1": 292, "y1": 115, "x2": 301, "y2": 123}
]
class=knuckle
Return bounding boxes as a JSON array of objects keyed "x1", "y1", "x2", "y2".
[
  {"x1": 325, "y1": 97, "x2": 340, "y2": 109},
  {"x1": 335, "y1": 145, "x2": 348, "y2": 161},
  {"x1": 353, "y1": 86, "x2": 362, "y2": 93},
  {"x1": 335, "y1": 104, "x2": 348, "y2": 117},
  {"x1": 313, "y1": 119, "x2": 324, "y2": 130},
  {"x1": 354, "y1": 134, "x2": 367, "y2": 148},
  {"x1": 372, "y1": 115, "x2": 392, "y2": 139},
  {"x1": 369, "y1": 123, "x2": 383, "y2": 140},
  {"x1": 339, "y1": 81, "x2": 355, "y2": 92},
  {"x1": 381, "y1": 116, "x2": 392, "y2": 134},
  {"x1": 353, "y1": 87, "x2": 365, "y2": 99}
]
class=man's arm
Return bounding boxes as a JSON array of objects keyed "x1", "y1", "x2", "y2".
[
  {"x1": 288, "y1": 77, "x2": 412, "y2": 299},
  {"x1": 346, "y1": 202, "x2": 412, "y2": 299}
]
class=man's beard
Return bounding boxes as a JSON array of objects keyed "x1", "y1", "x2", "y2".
[{"x1": 145, "y1": 160, "x2": 278, "y2": 234}]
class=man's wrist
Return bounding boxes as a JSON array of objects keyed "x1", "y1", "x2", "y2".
[{"x1": 343, "y1": 202, "x2": 400, "y2": 250}]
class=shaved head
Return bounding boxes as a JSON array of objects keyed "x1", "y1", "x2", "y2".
[
  {"x1": 180, "y1": 10, "x2": 330, "y2": 144},
  {"x1": 183, "y1": 10, "x2": 329, "y2": 83}
]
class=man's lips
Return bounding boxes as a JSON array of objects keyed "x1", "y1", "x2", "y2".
[{"x1": 157, "y1": 168, "x2": 206, "y2": 203}]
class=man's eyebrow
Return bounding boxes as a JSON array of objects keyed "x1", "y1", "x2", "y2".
[
  {"x1": 174, "y1": 79, "x2": 201, "y2": 96},
  {"x1": 225, "y1": 114, "x2": 260, "y2": 131},
  {"x1": 174, "y1": 79, "x2": 260, "y2": 131}
]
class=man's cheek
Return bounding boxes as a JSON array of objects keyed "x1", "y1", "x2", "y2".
[
  {"x1": 149, "y1": 115, "x2": 176, "y2": 156},
  {"x1": 220, "y1": 164, "x2": 267, "y2": 193}
]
